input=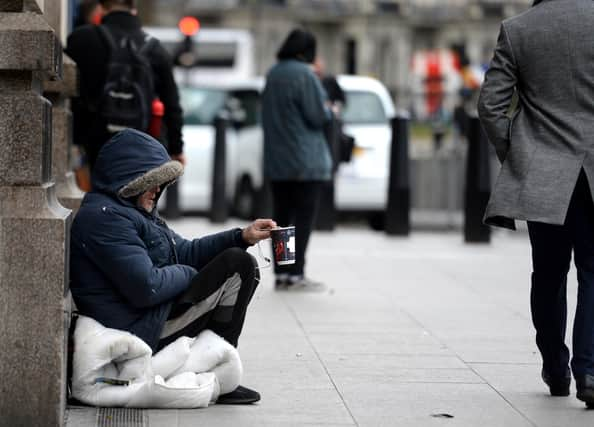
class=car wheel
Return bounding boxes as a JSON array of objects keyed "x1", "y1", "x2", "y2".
[
  {"x1": 368, "y1": 212, "x2": 385, "y2": 231},
  {"x1": 234, "y1": 177, "x2": 256, "y2": 219}
]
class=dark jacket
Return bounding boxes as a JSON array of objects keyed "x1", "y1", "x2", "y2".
[
  {"x1": 262, "y1": 59, "x2": 332, "y2": 181},
  {"x1": 65, "y1": 11, "x2": 184, "y2": 167},
  {"x1": 478, "y1": 0, "x2": 594, "y2": 229},
  {"x1": 70, "y1": 129, "x2": 247, "y2": 352}
]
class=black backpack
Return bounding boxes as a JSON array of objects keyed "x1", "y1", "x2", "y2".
[{"x1": 96, "y1": 25, "x2": 158, "y2": 134}]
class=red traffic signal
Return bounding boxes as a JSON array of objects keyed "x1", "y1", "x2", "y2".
[{"x1": 178, "y1": 16, "x2": 200, "y2": 36}]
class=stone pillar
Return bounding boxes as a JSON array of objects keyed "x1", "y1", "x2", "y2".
[
  {"x1": 45, "y1": 55, "x2": 84, "y2": 212},
  {"x1": 0, "y1": 2, "x2": 72, "y2": 427},
  {"x1": 43, "y1": 0, "x2": 84, "y2": 212}
]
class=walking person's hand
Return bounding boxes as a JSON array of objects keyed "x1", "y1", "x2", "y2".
[
  {"x1": 242, "y1": 219, "x2": 277, "y2": 245},
  {"x1": 170, "y1": 153, "x2": 186, "y2": 167}
]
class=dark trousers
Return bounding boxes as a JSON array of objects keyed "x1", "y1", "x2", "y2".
[
  {"x1": 271, "y1": 181, "x2": 322, "y2": 277},
  {"x1": 156, "y1": 248, "x2": 259, "y2": 351},
  {"x1": 527, "y1": 171, "x2": 594, "y2": 379}
]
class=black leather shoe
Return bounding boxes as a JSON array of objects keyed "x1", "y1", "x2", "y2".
[
  {"x1": 542, "y1": 369, "x2": 571, "y2": 397},
  {"x1": 217, "y1": 385, "x2": 261, "y2": 404},
  {"x1": 576, "y1": 374, "x2": 594, "y2": 408}
]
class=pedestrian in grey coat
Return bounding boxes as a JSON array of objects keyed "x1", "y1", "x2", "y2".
[
  {"x1": 478, "y1": 0, "x2": 594, "y2": 407},
  {"x1": 262, "y1": 28, "x2": 331, "y2": 292}
]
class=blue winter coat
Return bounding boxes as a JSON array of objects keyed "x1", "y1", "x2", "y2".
[
  {"x1": 262, "y1": 59, "x2": 332, "y2": 181},
  {"x1": 70, "y1": 130, "x2": 247, "y2": 352}
]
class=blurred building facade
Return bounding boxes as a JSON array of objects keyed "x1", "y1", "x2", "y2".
[{"x1": 138, "y1": 0, "x2": 532, "y2": 107}]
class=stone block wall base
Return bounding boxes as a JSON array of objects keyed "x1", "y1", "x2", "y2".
[
  {"x1": 57, "y1": 172, "x2": 84, "y2": 213},
  {"x1": 0, "y1": 93, "x2": 52, "y2": 186},
  {"x1": 0, "y1": 12, "x2": 61, "y2": 79},
  {"x1": 50, "y1": 102, "x2": 71, "y2": 180},
  {"x1": 0, "y1": 184, "x2": 71, "y2": 427},
  {"x1": 44, "y1": 54, "x2": 77, "y2": 97}
]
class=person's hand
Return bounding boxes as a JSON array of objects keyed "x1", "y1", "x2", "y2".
[
  {"x1": 242, "y1": 219, "x2": 277, "y2": 245},
  {"x1": 171, "y1": 153, "x2": 186, "y2": 167},
  {"x1": 331, "y1": 102, "x2": 342, "y2": 115}
]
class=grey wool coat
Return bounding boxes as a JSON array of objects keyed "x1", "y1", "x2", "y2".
[
  {"x1": 478, "y1": 0, "x2": 594, "y2": 229},
  {"x1": 262, "y1": 59, "x2": 332, "y2": 182}
]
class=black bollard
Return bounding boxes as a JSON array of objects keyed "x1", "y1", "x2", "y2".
[
  {"x1": 464, "y1": 116, "x2": 491, "y2": 243},
  {"x1": 163, "y1": 181, "x2": 181, "y2": 219},
  {"x1": 433, "y1": 129, "x2": 445, "y2": 151},
  {"x1": 385, "y1": 112, "x2": 411, "y2": 235},
  {"x1": 315, "y1": 114, "x2": 340, "y2": 231},
  {"x1": 210, "y1": 114, "x2": 229, "y2": 223}
]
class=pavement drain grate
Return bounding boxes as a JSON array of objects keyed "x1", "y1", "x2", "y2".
[{"x1": 96, "y1": 408, "x2": 147, "y2": 427}]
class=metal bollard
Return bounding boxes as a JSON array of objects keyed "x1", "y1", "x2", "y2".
[
  {"x1": 315, "y1": 114, "x2": 340, "y2": 231},
  {"x1": 210, "y1": 114, "x2": 229, "y2": 223},
  {"x1": 464, "y1": 116, "x2": 491, "y2": 243},
  {"x1": 163, "y1": 181, "x2": 181, "y2": 219},
  {"x1": 385, "y1": 112, "x2": 411, "y2": 235}
]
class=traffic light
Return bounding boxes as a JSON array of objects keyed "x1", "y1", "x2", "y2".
[
  {"x1": 179, "y1": 16, "x2": 200, "y2": 36},
  {"x1": 174, "y1": 16, "x2": 200, "y2": 67}
]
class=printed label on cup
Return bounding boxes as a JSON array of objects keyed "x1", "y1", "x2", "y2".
[{"x1": 270, "y1": 226, "x2": 296, "y2": 265}]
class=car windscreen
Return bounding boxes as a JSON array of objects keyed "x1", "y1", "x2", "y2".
[
  {"x1": 180, "y1": 87, "x2": 227, "y2": 126},
  {"x1": 342, "y1": 90, "x2": 387, "y2": 125},
  {"x1": 161, "y1": 41, "x2": 237, "y2": 67}
]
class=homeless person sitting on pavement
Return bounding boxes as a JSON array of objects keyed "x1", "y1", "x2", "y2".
[{"x1": 69, "y1": 129, "x2": 276, "y2": 408}]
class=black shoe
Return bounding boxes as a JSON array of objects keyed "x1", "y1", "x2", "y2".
[
  {"x1": 542, "y1": 369, "x2": 571, "y2": 397},
  {"x1": 576, "y1": 374, "x2": 594, "y2": 408},
  {"x1": 283, "y1": 276, "x2": 327, "y2": 293},
  {"x1": 275, "y1": 277, "x2": 289, "y2": 290},
  {"x1": 216, "y1": 385, "x2": 261, "y2": 405}
]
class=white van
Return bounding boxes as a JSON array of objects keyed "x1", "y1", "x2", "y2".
[
  {"x1": 334, "y1": 75, "x2": 396, "y2": 214},
  {"x1": 231, "y1": 75, "x2": 397, "y2": 227},
  {"x1": 145, "y1": 26, "x2": 259, "y2": 214},
  {"x1": 144, "y1": 27, "x2": 255, "y2": 85},
  {"x1": 161, "y1": 75, "x2": 396, "y2": 227},
  {"x1": 160, "y1": 79, "x2": 263, "y2": 214}
]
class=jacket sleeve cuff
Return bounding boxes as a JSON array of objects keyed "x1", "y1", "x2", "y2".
[
  {"x1": 168, "y1": 146, "x2": 183, "y2": 156},
  {"x1": 233, "y1": 228, "x2": 250, "y2": 249}
]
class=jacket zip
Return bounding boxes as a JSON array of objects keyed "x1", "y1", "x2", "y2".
[{"x1": 155, "y1": 216, "x2": 179, "y2": 264}]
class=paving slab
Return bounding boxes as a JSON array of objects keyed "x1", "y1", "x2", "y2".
[
  {"x1": 65, "y1": 218, "x2": 593, "y2": 426},
  {"x1": 337, "y1": 382, "x2": 533, "y2": 427}
]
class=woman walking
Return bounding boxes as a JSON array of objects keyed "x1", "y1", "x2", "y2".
[{"x1": 261, "y1": 28, "x2": 331, "y2": 291}]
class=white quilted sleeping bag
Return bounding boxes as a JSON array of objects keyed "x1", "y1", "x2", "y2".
[{"x1": 71, "y1": 315, "x2": 242, "y2": 408}]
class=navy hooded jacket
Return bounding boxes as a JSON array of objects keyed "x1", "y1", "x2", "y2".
[{"x1": 70, "y1": 130, "x2": 247, "y2": 351}]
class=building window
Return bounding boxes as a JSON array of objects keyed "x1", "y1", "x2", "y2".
[{"x1": 482, "y1": 4, "x2": 503, "y2": 18}]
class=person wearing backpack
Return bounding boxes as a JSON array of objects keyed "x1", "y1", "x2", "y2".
[{"x1": 66, "y1": 0, "x2": 185, "y2": 170}]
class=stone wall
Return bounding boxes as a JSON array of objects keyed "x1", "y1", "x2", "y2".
[{"x1": 0, "y1": 2, "x2": 72, "y2": 426}]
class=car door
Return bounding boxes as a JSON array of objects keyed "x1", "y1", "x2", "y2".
[
  {"x1": 335, "y1": 89, "x2": 392, "y2": 211},
  {"x1": 229, "y1": 89, "x2": 264, "y2": 218},
  {"x1": 174, "y1": 86, "x2": 226, "y2": 212}
]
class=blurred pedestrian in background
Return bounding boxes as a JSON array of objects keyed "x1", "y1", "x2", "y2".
[
  {"x1": 73, "y1": 0, "x2": 102, "y2": 28},
  {"x1": 313, "y1": 57, "x2": 354, "y2": 171},
  {"x1": 478, "y1": 0, "x2": 594, "y2": 408},
  {"x1": 262, "y1": 28, "x2": 331, "y2": 292},
  {"x1": 66, "y1": 0, "x2": 185, "y2": 174},
  {"x1": 453, "y1": 50, "x2": 481, "y2": 142},
  {"x1": 313, "y1": 57, "x2": 346, "y2": 115},
  {"x1": 69, "y1": 0, "x2": 102, "y2": 191}
]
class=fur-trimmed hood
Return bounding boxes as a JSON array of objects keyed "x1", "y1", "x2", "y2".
[{"x1": 92, "y1": 129, "x2": 183, "y2": 201}]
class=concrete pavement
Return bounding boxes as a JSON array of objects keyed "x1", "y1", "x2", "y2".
[{"x1": 66, "y1": 217, "x2": 593, "y2": 427}]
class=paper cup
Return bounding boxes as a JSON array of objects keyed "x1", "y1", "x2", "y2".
[{"x1": 270, "y1": 226, "x2": 296, "y2": 265}]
